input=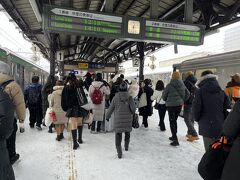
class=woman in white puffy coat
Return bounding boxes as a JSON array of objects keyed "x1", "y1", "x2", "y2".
[
  {"x1": 49, "y1": 80, "x2": 68, "y2": 141},
  {"x1": 89, "y1": 73, "x2": 110, "y2": 133},
  {"x1": 151, "y1": 80, "x2": 166, "y2": 131}
]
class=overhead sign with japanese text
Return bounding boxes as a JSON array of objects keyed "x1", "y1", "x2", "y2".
[
  {"x1": 43, "y1": 5, "x2": 205, "y2": 46},
  {"x1": 43, "y1": 5, "x2": 124, "y2": 39},
  {"x1": 144, "y1": 20, "x2": 204, "y2": 45}
]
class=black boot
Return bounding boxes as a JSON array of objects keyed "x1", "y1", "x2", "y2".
[
  {"x1": 71, "y1": 129, "x2": 79, "y2": 150},
  {"x1": 48, "y1": 124, "x2": 53, "y2": 133},
  {"x1": 77, "y1": 126, "x2": 83, "y2": 144},
  {"x1": 59, "y1": 133, "x2": 64, "y2": 140},
  {"x1": 56, "y1": 135, "x2": 61, "y2": 141},
  {"x1": 170, "y1": 136, "x2": 179, "y2": 146},
  {"x1": 10, "y1": 153, "x2": 20, "y2": 165}
]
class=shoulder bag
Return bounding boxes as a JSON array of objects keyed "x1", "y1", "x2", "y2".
[
  {"x1": 138, "y1": 88, "x2": 147, "y2": 108},
  {"x1": 198, "y1": 136, "x2": 231, "y2": 179}
]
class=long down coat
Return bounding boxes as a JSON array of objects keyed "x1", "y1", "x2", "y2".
[
  {"x1": 221, "y1": 100, "x2": 240, "y2": 180},
  {"x1": 193, "y1": 74, "x2": 231, "y2": 138},
  {"x1": 89, "y1": 81, "x2": 110, "y2": 121},
  {"x1": 48, "y1": 86, "x2": 68, "y2": 125},
  {"x1": 106, "y1": 92, "x2": 136, "y2": 133}
]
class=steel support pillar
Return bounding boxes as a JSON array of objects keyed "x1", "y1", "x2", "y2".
[
  {"x1": 105, "y1": 0, "x2": 114, "y2": 13},
  {"x1": 184, "y1": 0, "x2": 193, "y2": 23},
  {"x1": 174, "y1": 0, "x2": 193, "y2": 54},
  {"x1": 150, "y1": 0, "x2": 159, "y2": 18},
  {"x1": 137, "y1": 42, "x2": 145, "y2": 81},
  {"x1": 50, "y1": 34, "x2": 57, "y2": 76},
  {"x1": 137, "y1": 0, "x2": 159, "y2": 81}
]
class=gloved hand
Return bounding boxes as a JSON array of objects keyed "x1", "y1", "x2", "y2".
[{"x1": 19, "y1": 122, "x2": 25, "y2": 133}]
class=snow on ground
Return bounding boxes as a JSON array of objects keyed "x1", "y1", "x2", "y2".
[{"x1": 14, "y1": 110, "x2": 204, "y2": 180}]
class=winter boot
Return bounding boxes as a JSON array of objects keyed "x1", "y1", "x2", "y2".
[
  {"x1": 116, "y1": 147, "x2": 122, "y2": 159},
  {"x1": 187, "y1": 135, "x2": 199, "y2": 142},
  {"x1": 118, "y1": 153, "x2": 122, "y2": 159},
  {"x1": 77, "y1": 126, "x2": 83, "y2": 144},
  {"x1": 10, "y1": 153, "x2": 20, "y2": 165},
  {"x1": 48, "y1": 125, "x2": 53, "y2": 133},
  {"x1": 56, "y1": 135, "x2": 61, "y2": 141},
  {"x1": 59, "y1": 133, "x2": 64, "y2": 140},
  {"x1": 71, "y1": 129, "x2": 79, "y2": 150},
  {"x1": 170, "y1": 136, "x2": 179, "y2": 146}
]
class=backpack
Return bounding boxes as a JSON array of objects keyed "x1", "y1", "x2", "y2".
[
  {"x1": 28, "y1": 85, "x2": 41, "y2": 105},
  {"x1": 0, "y1": 80, "x2": 15, "y2": 140},
  {"x1": 91, "y1": 84, "x2": 104, "y2": 105}
]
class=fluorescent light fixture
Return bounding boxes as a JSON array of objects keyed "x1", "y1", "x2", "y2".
[{"x1": 29, "y1": 0, "x2": 42, "y2": 22}]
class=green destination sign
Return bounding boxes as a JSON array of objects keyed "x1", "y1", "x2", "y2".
[
  {"x1": 43, "y1": 5, "x2": 124, "y2": 38},
  {"x1": 43, "y1": 5, "x2": 205, "y2": 46},
  {"x1": 144, "y1": 20, "x2": 204, "y2": 45}
]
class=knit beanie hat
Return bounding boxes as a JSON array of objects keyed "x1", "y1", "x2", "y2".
[{"x1": 119, "y1": 82, "x2": 128, "y2": 92}]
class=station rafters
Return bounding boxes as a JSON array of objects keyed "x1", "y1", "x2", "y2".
[{"x1": 0, "y1": 0, "x2": 239, "y2": 64}]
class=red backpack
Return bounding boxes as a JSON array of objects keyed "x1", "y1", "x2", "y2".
[{"x1": 91, "y1": 85, "x2": 104, "y2": 104}]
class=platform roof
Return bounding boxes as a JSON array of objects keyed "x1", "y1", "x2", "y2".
[{"x1": 1, "y1": 0, "x2": 240, "y2": 65}]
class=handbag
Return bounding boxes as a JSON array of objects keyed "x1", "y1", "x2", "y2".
[
  {"x1": 154, "y1": 95, "x2": 162, "y2": 110},
  {"x1": 132, "y1": 113, "x2": 139, "y2": 128},
  {"x1": 83, "y1": 112, "x2": 93, "y2": 124},
  {"x1": 154, "y1": 102, "x2": 159, "y2": 109},
  {"x1": 138, "y1": 89, "x2": 147, "y2": 108},
  {"x1": 198, "y1": 137, "x2": 231, "y2": 179},
  {"x1": 45, "y1": 107, "x2": 54, "y2": 127},
  {"x1": 76, "y1": 87, "x2": 88, "y2": 106}
]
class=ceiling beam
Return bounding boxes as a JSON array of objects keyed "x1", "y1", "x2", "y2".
[
  {"x1": 113, "y1": 0, "x2": 123, "y2": 12},
  {"x1": 122, "y1": 0, "x2": 136, "y2": 15},
  {"x1": 86, "y1": 0, "x2": 92, "y2": 10},
  {"x1": 159, "y1": 0, "x2": 185, "y2": 19},
  {"x1": 138, "y1": 5, "x2": 150, "y2": 17}
]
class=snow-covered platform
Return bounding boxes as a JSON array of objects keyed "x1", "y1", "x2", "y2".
[{"x1": 13, "y1": 110, "x2": 204, "y2": 180}]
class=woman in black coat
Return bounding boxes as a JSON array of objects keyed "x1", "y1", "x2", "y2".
[
  {"x1": 221, "y1": 100, "x2": 240, "y2": 180},
  {"x1": 193, "y1": 70, "x2": 231, "y2": 151},
  {"x1": 138, "y1": 79, "x2": 154, "y2": 128},
  {"x1": 61, "y1": 73, "x2": 88, "y2": 150}
]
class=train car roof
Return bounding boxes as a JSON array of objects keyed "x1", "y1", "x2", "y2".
[
  {"x1": 173, "y1": 50, "x2": 240, "y2": 72},
  {"x1": 0, "y1": 47, "x2": 49, "y2": 74}
]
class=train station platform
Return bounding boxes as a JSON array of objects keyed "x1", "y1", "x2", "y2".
[{"x1": 13, "y1": 110, "x2": 204, "y2": 180}]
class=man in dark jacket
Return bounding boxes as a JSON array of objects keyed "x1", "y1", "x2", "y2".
[
  {"x1": 183, "y1": 71, "x2": 199, "y2": 142},
  {"x1": 24, "y1": 76, "x2": 43, "y2": 130},
  {"x1": 221, "y1": 100, "x2": 240, "y2": 180},
  {"x1": 193, "y1": 70, "x2": 231, "y2": 151}
]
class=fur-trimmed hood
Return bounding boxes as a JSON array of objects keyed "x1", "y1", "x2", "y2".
[
  {"x1": 197, "y1": 74, "x2": 221, "y2": 93},
  {"x1": 53, "y1": 86, "x2": 64, "y2": 95}
]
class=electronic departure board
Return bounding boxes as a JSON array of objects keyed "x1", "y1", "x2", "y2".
[
  {"x1": 43, "y1": 5, "x2": 205, "y2": 46},
  {"x1": 43, "y1": 5, "x2": 124, "y2": 38},
  {"x1": 144, "y1": 20, "x2": 204, "y2": 45}
]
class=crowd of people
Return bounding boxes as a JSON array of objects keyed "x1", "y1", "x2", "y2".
[{"x1": 1, "y1": 58, "x2": 240, "y2": 179}]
